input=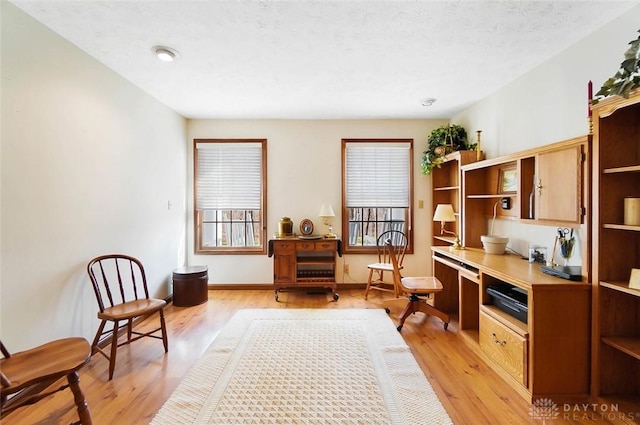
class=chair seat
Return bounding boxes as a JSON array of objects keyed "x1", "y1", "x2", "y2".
[
  {"x1": 1, "y1": 338, "x2": 90, "y2": 393},
  {"x1": 400, "y1": 276, "x2": 443, "y2": 293},
  {"x1": 98, "y1": 298, "x2": 167, "y2": 321},
  {"x1": 367, "y1": 262, "x2": 403, "y2": 272}
]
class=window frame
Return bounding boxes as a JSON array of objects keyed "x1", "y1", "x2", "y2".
[
  {"x1": 341, "y1": 139, "x2": 414, "y2": 254},
  {"x1": 194, "y1": 139, "x2": 267, "y2": 255}
]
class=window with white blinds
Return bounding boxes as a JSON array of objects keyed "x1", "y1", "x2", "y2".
[
  {"x1": 194, "y1": 139, "x2": 266, "y2": 254},
  {"x1": 345, "y1": 143, "x2": 410, "y2": 208},
  {"x1": 342, "y1": 139, "x2": 413, "y2": 252}
]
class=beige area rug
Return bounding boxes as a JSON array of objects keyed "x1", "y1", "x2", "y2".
[{"x1": 150, "y1": 309, "x2": 452, "y2": 424}]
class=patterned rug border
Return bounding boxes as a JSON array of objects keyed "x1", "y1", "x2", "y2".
[{"x1": 151, "y1": 308, "x2": 452, "y2": 424}]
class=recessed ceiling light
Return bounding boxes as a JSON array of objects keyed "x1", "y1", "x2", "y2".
[
  {"x1": 152, "y1": 46, "x2": 179, "y2": 62},
  {"x1": 421, "y1": 98, "x2": 437, "y2": 107}
]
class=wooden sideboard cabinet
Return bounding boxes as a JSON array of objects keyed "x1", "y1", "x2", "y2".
[
  {"x1": 268, "y1": 238, "x2": 341, "y2": 301},
  {"x1": 431, "y1": 246, "x2": 591, "y2": 403}
]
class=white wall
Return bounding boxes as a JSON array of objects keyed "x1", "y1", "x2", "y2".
[
  {"x1": 0, "y1": 3, "x2": 187, "y2": 351},
  {"x1": 452, "y1": 6, "x2": 640, "y2": 264},
  {"x1": 187, "y1": 119, "x2": 448, "y2": 284},
  {"x1": 453, "y1": 6, "x2": 640, "y2": 157}
]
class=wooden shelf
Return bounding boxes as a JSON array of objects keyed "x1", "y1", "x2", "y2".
[
  {"x1": 434, "y1": 186, "x2": 459, "y2": 191},
  {"x1": 602, "y1": 337, "x2": 640, "y2": 361},
  {"x1": 434, "y1": 235, "x2": 456, "y2": 244},
  {"x1": 467, "y1": 194, "x2": 513, "y2": 199},
  {"x1": 296, "y1": 276, "x2": 335, "y2": 282},
  {"x1": 603, "y1": 223, "x2": 640, "y2": 232},
  {"x1": 603, "y1": 165, "x2": 640, "y2": 174},
  {"x1": 600, "y1": 280, "x2": 640, "y2": 298},
  {"x1": 297, "y1": 258, "x2": 335, "y2": 265}
]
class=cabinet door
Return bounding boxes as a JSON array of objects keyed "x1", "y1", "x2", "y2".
[
  {"x1": 536, "y1": 145, "x2": 583, "y2": 223},
  {"x1": 273, "y1": 242, "x2": 296, "y2": 283}
]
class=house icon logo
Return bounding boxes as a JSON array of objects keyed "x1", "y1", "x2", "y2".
[{"x1": 530, "y1": 398, "x2": 559, "y2": 423}]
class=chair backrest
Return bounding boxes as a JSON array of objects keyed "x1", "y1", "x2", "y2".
[
  {"x1": 385, "y1": 239, "x2": 403, "y2": 290},
  {"x1": 87, "y1": 254, "x2": 150, "y2": 312},
  {"x1": 376, "y1": 230, "x2": 408, "y2": 266}
]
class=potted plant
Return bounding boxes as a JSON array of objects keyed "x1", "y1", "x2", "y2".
[
  {"x1": 421, "y1": 124, "x2": 475, "y2": 175},
  {"x1": 593, "y1": 29, "x2": 640, "y2": 103}
]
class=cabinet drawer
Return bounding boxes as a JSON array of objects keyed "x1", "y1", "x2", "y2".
[
  {"x1": 296, "y1": 241, "x2": 316, "y2": 251},
  {"x1": 480, "y1": 312, "x2": 528, "y2": 386},
  {"x1": 273, "y1": 241, "x2": 295, "y2": 254},
  {"x1": 315, "y1": 240, "x2": 337, "y2": 251}
]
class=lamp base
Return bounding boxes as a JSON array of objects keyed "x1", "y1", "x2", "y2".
[
  {"x1": 324, "y1": 233, "x2": 337, "y2": 239},
  {"x1": 450, "y1": 238, "x2": 464, "y2": 250}
]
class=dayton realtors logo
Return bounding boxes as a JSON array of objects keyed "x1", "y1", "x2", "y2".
[
  {"x1": 530, "y1": 399, "x2": 638, "y2": 422},
  {"x1": 529, "y1": 398, "x2": 559, "y2": 423}
]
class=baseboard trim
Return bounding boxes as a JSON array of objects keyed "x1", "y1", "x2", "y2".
[{"x1": 206, "y1": 283, "x2": 366, "y2": 290}]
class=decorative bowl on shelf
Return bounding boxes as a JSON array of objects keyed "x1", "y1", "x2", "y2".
[{"x1": 481, "y1": 235, "x2": 509, "y2": 255}]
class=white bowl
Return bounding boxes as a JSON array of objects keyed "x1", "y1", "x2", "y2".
[{"x1": 481, "y1": 235, "x2": 509, "y2": 255}]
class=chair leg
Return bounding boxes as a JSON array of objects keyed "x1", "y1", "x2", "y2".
[
  {"x1": 364, "y1": 269, "x2": 375, "y2": 299},
  {"x1": 67, "y1": 371, "x2": 93, "y2": 425},
  {"x1": 127, "y1": 319, "x2": 133, "y2": 342},
  {"x1": 159, "y1": 309, "x2": 168, "y2": 353},
  {"x1": 414, "y1": 300, "x2": 450, "y2": 330},
  {"x1": 108, "y1": 320, "x2": 119, "y2": 380},
  {"x1": 90, "y1": 320, "x2": 107, "y2": 355},
  {"x1": 396, "y1": 294, "x2": 450, "y2": 331},
  {"x1": 397, "y1": 295, "x2": 419, "y2": 330}
]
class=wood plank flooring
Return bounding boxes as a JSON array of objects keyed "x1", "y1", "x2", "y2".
[{"x1": 2, "y1": 289, "x2": 638, "y2": 424}]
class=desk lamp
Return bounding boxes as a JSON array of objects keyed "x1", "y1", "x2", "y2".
[
  {"x1": 318, "y1": 204, "x2": 336, "y2": 238},
  {"x1": 433, "y1": 204, "x2": 462, "y2": 250}
]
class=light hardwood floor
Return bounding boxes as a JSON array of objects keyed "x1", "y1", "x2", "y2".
[{"x1": 2, "y1": 289, "x2": 638, "y2": 425}]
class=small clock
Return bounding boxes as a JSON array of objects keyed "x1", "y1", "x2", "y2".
[{"x1": 300, "y1": 219, "x2": 314, "y2": 236}]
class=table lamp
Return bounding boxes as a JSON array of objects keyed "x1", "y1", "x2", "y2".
[
  {"x1": 318, "y1": 204, "x2": 336, "y2": 238},
  {"x1": 433, "y1": 204, "x2": 462, "y2": 249}
]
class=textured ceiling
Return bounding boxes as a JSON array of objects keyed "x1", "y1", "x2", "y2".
[{"x1": 9, "y1": 0, "x2": 639, "y2": 119}]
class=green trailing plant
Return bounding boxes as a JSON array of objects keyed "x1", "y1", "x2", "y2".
[
  {"x1": 421, "y1": 124, "x2": 475, "y2": 175},
  {"x1": 593, "y1": 29, "x2": 640, "y2": 103}
]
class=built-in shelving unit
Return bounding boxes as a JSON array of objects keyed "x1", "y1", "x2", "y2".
[
  {"x1": 461, "y1": 137, "x2": 589, "y2": 249},
  {"x1": 430, "y1": 150, "x2": 480, "y2": 247},
  {"x1": 591, "y1": 89, "x2": 640, "y2": 398},
  {"x1": 431, "y1": 246, "x2": 591, "y2": 402}
]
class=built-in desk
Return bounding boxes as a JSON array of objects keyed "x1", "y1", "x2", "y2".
[{"x1": 431, "y1": 246, "x2": 591, "y2": 403}]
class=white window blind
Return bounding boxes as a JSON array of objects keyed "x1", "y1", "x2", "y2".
[
  {"x1": 196, "y1": 142, "x2": 262, "y2": 210},
  {"x1": 345, "y1": 142, "x2": 410, "y2": 208}
]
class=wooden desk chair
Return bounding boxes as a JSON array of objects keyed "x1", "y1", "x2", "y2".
[
  {"x1": 87, "y1": 254, "x2": 168, "y2": 380},
  {"x1": 364, "y1": 230, "x2": 408, "y2": 299},
  {"x1": 387, "y1": 240, "x2": 450, "y2": 332},
  {"x1": 1, "y1": 338, "x2": 93, "y2": 424}
]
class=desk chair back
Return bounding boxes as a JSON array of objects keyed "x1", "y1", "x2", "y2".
[
  {"x1": 386, "y1": 240, "x2": 450, "y2": 331},
  {"x1": 364, "y1": 230, "x2": 408, "y2": 299}
]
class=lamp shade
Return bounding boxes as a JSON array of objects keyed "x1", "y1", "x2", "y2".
[
  {"x1": 433, "y1": 204, "x2": 456, "y2": 222},
  {"x1": 318, "y1": 204, "x2": 335, "y2": 218}
]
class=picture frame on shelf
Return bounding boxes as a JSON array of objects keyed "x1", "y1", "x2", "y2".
[
  {"x1": 498, "y1": 165, "x2": 517, "y2": 193},
  {"x1": 300, "y1": 219, "x2": 314, "y2": 236}
]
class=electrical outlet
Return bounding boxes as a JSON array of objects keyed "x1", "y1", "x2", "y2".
[{"x1": 344, "y1": 264, "x2": 349, "y2": 274}]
